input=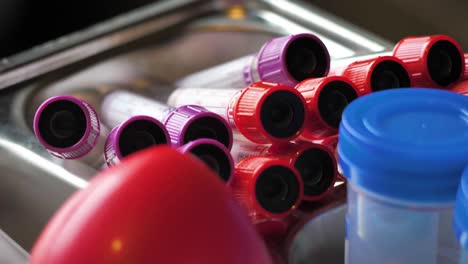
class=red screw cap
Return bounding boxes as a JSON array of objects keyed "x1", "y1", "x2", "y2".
[
  {"x1": 341, "y1": 56, "x2": 411, "y2": 96},
  {"x1": 31, "y1": 146, "x2": 272, "y2": 264},
  {"x1": 295, "y1": 76, "x2": 359, "y2": 138},
  {"x1": 229, "y1": 82, "x2": 307, "y2": 144},
  {"x1": 393, "y1": 35, "x2": 464, "y2": 88},
  {"x1": 231, "y1": 156, "x2": 303, "y2": 221},
  {"x1": 270, "y1": 141, "x2": 338, "y2": 201}
]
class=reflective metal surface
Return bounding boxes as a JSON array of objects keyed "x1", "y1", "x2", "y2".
[
  {"x1": 0, "y1": 230, "x2": 29, "y2": 263},
  {"x1": 0, "y1": 0, "x2": 393, "y2": 254},
  {"x1": 289, "y1": 205, "x2": 346, "y2": 264}
]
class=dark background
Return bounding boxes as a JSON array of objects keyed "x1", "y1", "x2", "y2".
[{"x1": 1, "y1": 0, "x2": 467, "y2": 58}]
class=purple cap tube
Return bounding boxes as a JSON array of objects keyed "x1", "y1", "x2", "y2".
[
  {"x1": 104, "y1": 115, "x2": 169, "y2": 166},
  {"x1": 102, "y1": 91, "x2": 232, "y2": 149},
  {"x1": 178, "y1": 138, "x2": 234, "y2": 184},
  {"x1": 33, "y1": 95, "x2": 100, "y2": 159},
  {"x1": 176, "y1": 33, "x2": 330, "y2": 88}
]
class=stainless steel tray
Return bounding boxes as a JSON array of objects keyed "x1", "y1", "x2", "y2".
[{"x1": 0, "y1": 0, "x2": 393, "y2": 257}]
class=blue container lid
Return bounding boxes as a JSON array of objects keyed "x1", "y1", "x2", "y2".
[
  {"x1": 454, "y1": 166, "x2": 468, "y2": 249},
  {"x1": 338, "y1": 88, "x2": 468, "y2": 204}
]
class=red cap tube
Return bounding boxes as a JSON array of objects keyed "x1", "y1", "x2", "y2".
[
  {"x1": 336, "y1": 56, "x2": 411, "y2": 96},
  {"x1": 269, "y1": 141, "x2": 338, "y2": 201},
  {"x1": 228, "y1": 82, "x2": 307, "y2": 144},
  {"x1": 231, "y1": 156, "x2": 303, "y2": 221},
  {"x1": 393, "y1": 35, "x2": 464, "y2": 88},
  {"x1": 295, "y1": 76, "x2": 359, "y2": 138}
]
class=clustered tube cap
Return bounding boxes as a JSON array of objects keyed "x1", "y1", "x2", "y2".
[
  {"x1": 256, "y1": 33, "x2": 330, "y2": 87},
  {"x1": 393, "y1": 35, "x2": 464, "y2": 88},
  {"x1": 295, "y1": 76, "x2": 359, "y2": 139},
  {"x1": 104, "y1": 115, "x2": 169, "y2": 166},
  {"x1": 341, "y1": 56, "x2": 411, "y2": 96},
  {"x1": 230, "y1": 156, "x2": 303, "y2": 220},
  {"x1": 230, "y1": 82, "x2": 307, "y2": 144},
  {"x1": 164, "y1": 105, "x2": 233, "y2": 149},
  {"x1": 34, "y1": 95, "x2": 100, "y2": 159},
  {"x1": 270, "y1": 141, "x2": 337, "y2": 201}
]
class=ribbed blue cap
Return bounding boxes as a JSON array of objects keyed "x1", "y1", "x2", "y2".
[
  {"x1": 454, "y1": 166, "x2": 468, "y2": 249},
  {"x1": 338, "y1": 88, "x2": 468, "y2": 204}
]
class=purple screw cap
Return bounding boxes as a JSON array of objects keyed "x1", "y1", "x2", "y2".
[
  {"x1": 104, "y1": 115, "x2": 169, "y2": 166},
  {"x1": 178, "y1": 138, "x2": 234, "y2": 184},
  {"x1": 256, "y1": 33, "x2": 330, "y2": 87},
  {"x1": 33, "y1": 95, "x2": 100, "y2": 159},
  {"x1": 164, "y1": 105, "x2": 233, "y2": 149}
]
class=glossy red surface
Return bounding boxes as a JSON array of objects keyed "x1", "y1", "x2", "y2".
[{"x1": 30, "y1": 146, "x2": 272, "y2": 264}]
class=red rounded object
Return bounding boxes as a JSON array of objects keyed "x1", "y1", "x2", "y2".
[
  {"x1": 230, "y1": 156, "x2": 303, "y2": 221},
  {"x1": 228, "y1": 82, "x2": 307, "y2": 144},
  {"x1": 393, "y1": 35, "x2": 464, "y2": 88},
  {"x1": 270, "y1": 141, "x2": 337, "y2": 201},
  {"x1": 450, "y1": 80, "x2": 468, "y2": 96},
  {"x1": 340, "y1": 56, "x2": 411, "y2": 95},
  {"x1": 295, "y1": 76, "x2": 359, "y2": 138},
  {"x1": 30, "y1": 146, "x2": 272, "y2": 264}
]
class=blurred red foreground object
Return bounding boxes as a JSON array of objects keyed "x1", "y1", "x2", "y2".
[{"x1": 30, "y1": 146, "x2": 272, "y2": 264}]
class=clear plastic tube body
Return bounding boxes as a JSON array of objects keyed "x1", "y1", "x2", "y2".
[
  {"x1": 176, "y1": 55, "x2": 256, "y2": 89},
  {"x1": 167, "y1": 87, "x2": 238, "y2": 121},
  {"x1": 101, "y1": 90, "x2": 174, "y2": 128}
]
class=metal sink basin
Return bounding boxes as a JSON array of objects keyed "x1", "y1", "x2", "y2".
[{"x1": 0, "y1": 0, "x2": 392, "y2": 255}]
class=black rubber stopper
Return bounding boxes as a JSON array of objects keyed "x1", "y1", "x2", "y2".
[
  {"x1": 294, "y1": 148, "x2": 335, "y2": 197},
  {"x1": 318, "y1": 81, "x2": 359, "y2": 128},
  {"x1": 188, "y1": 143, "x2": 232, "y2": 182},
  {"x1": 427, "y1": 40, "x2": 462, "y2": 86},
  {"x1": 286, "y1": 36, "x2": 329, "y2": 81},
  {"x1": 370, "y1": 60, "x2": 411, "y2": 92},
  {"x1": 260, "y1": 90, "x2": 305, "y2": 139},
  {"x1": 38, "y1": 100, "x2": 87, "y2": 148},
  {"x1": 118, "y1": 119, "x2": 168, "y2": 157},
  {"x1": 183, "y1": 116, "x2": 231, "y2": 149},
  {"x1": 255, "y1": 165, "x2": 300, "y2": 214}
]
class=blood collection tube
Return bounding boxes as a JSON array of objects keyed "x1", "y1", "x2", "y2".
[
  {"x1": 450, "y1": 80, "x2": 468, "y2": 96},
  {"x1": 176, "y1": 33, "x2": 330, "y2": 88},
  {"x1": 34, "y1": 95, "x2": 100, "y2": 159},
  {"x1": 101, "y1": 90, "x2": 232, "y2": 149},
  {"x1": 393, "y1": 35, "x2": 465, "y2": 88},
  {"x1": 178, "y1": 138, "x2": 234, "y2": 184},
  {"x1": 168, "y1": 82, "x2": 307, "y2": 144},
  {"x1": 295, "y1": 76, "x2": 359, "y2": 138},
  {"x1": 231, "y1": 140, "x2": 337, "y2": 201},
  {"x1": 231, "y1": 156, "x2": 303, "y2": 223},
  {"x1": 104, "y1": 115, "x2": 169, "y2": 166},
  {"x1": 328, "y1": 56, "x2": 411, "y2": 96}
]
